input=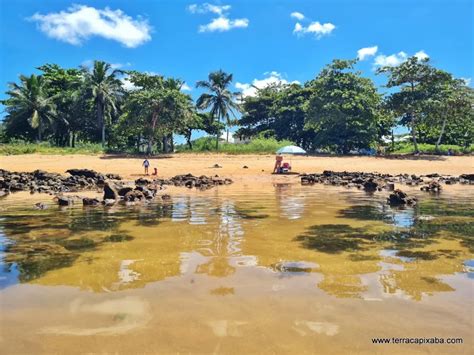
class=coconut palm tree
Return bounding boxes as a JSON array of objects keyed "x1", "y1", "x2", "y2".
[
  {"x1": 83, "y1": 61, "x2": 123, "y2": 147},
  {"x1": 196, "y1": 70, "x2": 239, "y2": 150},
  {"x1": 5, "y1": 74, "x2": 55, "y2": 141}
]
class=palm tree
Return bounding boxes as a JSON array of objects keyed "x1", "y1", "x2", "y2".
[
  {"x1": 83, "y1": 61, "x2": 122, "y2": 147},
  {"x1": 5, "y1": 74, "x2": 55, "y2": 141},
  {"x1": 196, "y1": 70, "x2": 239, "y2": 150}
]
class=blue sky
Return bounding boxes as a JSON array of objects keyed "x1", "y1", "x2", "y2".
[{"x1": 0, "y1": 0, "x2": 472, "y2": 137}]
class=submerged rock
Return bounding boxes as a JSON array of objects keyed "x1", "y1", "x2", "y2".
[
  {"x1": 387, "y1": 189, "x2": 417, "y2": 206},
  {"x1": 420, "y1": 181, "x2": 442, "y2": 193},
  {"x1": 82, "y1": 197, "x2": 100, "y2": 206}
]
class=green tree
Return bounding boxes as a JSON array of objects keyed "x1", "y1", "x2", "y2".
[
  {"x1": 306, "y1": 59, "x2": 385, "y2": 154},
  {"x1": 83, "y1": 61, "x2": 123, "y2": 147},
  {"x1": 196, "y1": 70, "x2": 239, "y2": 150},
  {"x1": 3, "y1": 74, "x2": 56, "y2": 141},
  {"x1": 378, "y1": 56, "x2": 434, "y2": 153},
  {"x1": 122, "y1": 71, "x2": 192, "y2": 153},
  {"x1": 422, "y1": 72, "x2": 473, "y2": 151},
  {"x1": 38, "y1": 64, "x2": 84, "y2": 146}
]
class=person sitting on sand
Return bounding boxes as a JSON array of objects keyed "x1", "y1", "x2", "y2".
[
  {"x1": 273, "y1": 155, "x2": 283, "y2": 173},
  {"x1": 143, "y1": 158, "x2": 150, "y2": 175}
]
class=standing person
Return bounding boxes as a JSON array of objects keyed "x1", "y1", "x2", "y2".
[{"x1": 143, "y1": 158, "x2": 150, "y2": 175}]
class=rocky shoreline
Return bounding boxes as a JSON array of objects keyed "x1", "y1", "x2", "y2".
[
  {"x1": 300, "y1": 170, "x2": 474, "y2": 206},
  {"x1": 0, "y1": 169, "x2": 233, "y2": 206}
]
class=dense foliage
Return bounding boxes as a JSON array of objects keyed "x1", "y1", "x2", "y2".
[{"x1": 1, "y1": 57, "x2": 472, "y2": 154}]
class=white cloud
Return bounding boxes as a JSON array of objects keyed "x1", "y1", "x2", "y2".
[
  {"x1": 414, "y1": 50, "x2": 429, "y2": 61},
  {"x1": 357, "y1": 46, "x2": 378, "y2": 60},
  {"x1": 293, "y1": 21, "x2": 335, "y2": 39},
  {"x1": 188, "y1": 3, "x2": 249, "y2": 33},
  {"x1": 291, "y1": 12, "x2": 305, "y2": 20},
  {"x1": 199, "y1": 17, "x2": 248, "y2": 32},
  {"x1": 121, "y1": 76, "x2": 137, "y2": 91},
  {"x1": 181, "y1": 83, "x2": 192, "y2": 91},
  {"x1": 374, "y1": 50, "x2": 429, "y2": 67},
  {"x1": 374, "y1": 51, "x2": 408, "y2": 67},
  {"x1": 30, "y1": 5, "x2": 151, "y2": 48},
  {"x1": 461, "y1": 77, "x2": 471, "y2": 86},
  {"x1": 188, "y1": 3, "x2": 231, "y2": 15},
  {"x1": 235, "y1": 72, "x2": 300, "y2": 98}
]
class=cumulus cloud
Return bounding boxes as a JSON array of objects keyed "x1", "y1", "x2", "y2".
[
  {"x1": 293, "y1": 21, "x2": 335, "y2": 39},
  {"x1": 357, "y1": 46, "x2": 378, "y2": 60},
  {"x1": 235, "y1": 71, "x2": 300, "y2": 98},
  {"x1": 460, "y1": 77, "x2": 471, "y2": 86},
  {"x1": 121, "y1": 76, "x2": 137, "y2": 91},
  {"x1": 188, "y1": 3, "x2": 249, "y2": 32},
  {"x1": 181, "y1": 83, "x2": 192, "y2": 91},
  {"x1": 414, "y1": 50, "x2": 429, "y2": 61},
  {"x1": 29, "y1": 4, "x2": 152, "y2": 48},
  {"x1": 374, "y1": 51, "x2": 408, "y2": 67},
  {"x1": 290, "y1": 12, "x2": 305, "y2": 20},
  {"x1": 199, "y1": 17, "x2": 248, "y2": 32},
  {"x1": 187, "y1": 3, "x2": 231, "y2": 15},
  {"x1": 374, "y1": 50, "x2": 429, "y2": 67}
]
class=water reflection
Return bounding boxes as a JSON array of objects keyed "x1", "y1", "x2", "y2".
[{"x1": 0, "y1": 186, "x2": 472, "y2": 303}]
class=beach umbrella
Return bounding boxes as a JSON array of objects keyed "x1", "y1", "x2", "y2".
[
  {"x1": 275, "y1": 145, "x2": 306, "y2": 171},
  {"x1": 276, "y1": 145, "x2": 307, "y2": 155}
]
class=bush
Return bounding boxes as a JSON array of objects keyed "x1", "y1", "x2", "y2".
[
  {"x1": 389, "y1": 142, "x2": 473, "y2": 155},
  {"x1": 176, "y1": 137, "x2": 296, "y2": 154},
  {"x1": 0, "y1": 140, "x2": 104, "y2": 155}
]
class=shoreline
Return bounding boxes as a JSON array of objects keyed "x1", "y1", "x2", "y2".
[{"x1": 1, "y1": 154, "x2": 473, "y2": 185}]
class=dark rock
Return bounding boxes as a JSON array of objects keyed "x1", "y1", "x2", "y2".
[
  {"x1": 82, "y1": 197, "x2": 100, "y2": 206},
  {"x1": 213, "y1": 164, "x2": 222, "y2": 168},
  {"x1": 243, "y1": 165, "x2": 248, "y2": 169},
  {"x1": 66, "y1": 169, "x2": 102, "y2": 179},
  {"x1": 161, "y1": 194, "x2": 171, "y2": 200},
  {"x1": 57, "y1": 196, "x2": 73, "y2": 206},
  {"x1": 124, "y1": 190, "x2": 145, "y2": 202},
  {"x1": 387, "y1": 189, "x2": 417, "y2": 206},
  {"x1": 118, "y1": 186, "x2": 134, "y2": 197},
  {"x1": 363, "y1": 179, "x2": 378, "y2": 192},
  {"x1": 135, "y1": 177, "x2": 151, "y2": 185},
  {"x1": 103, "y1": 181, "x2": 118, "y2": 200},
  {"x1": 420, "y1": 181, "x2": 442, "y2": 192},
  {"x1": 105, "y1": 173, "x2": 122, "y2": 180},
  {"x1": 460, "y1": 174, "x2": 474, "y2": 181}
]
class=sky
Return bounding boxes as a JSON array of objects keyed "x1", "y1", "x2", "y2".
[{"x1": 0, "y1": 0, "x2": 473, "y2": 138}]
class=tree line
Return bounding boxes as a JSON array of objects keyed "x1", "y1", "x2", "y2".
[{"x1": 1, "y1": 57, "x2": 472, "y2": 154}]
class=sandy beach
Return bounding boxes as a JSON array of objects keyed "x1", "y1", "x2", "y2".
[{"x1": 1, "y1": 153, "x2": 473, "y2": 184}]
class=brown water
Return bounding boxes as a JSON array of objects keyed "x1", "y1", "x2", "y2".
[{"x1": 0, "y1": 184, "x2": 473, "y2": 354}]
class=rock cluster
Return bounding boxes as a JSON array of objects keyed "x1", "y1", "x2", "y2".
[
  {"x1": 300, "y1": 170, "x2": 473, "y2": 189},
  {"x1": 0, "y1": 169, "x2": 121, "y2": 197},
  {"x1": 145, "y1": 174, "x2": 233, "y2": 190}
]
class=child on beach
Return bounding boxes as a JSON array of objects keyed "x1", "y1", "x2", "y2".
[{"x1": 143, "y1": 158, "x2": 150, "y2": 175}]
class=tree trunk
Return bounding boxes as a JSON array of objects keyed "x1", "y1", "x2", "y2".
[
  {"x1": 186, "y1": 131, "x2": 193, "y2": 149},
  {"x1": 97, "y1": 102, "x2": 105, "y2": 147},
  {"x1": 37, "y1": 119, "x2": 42, "y2": 142},
  {"x1": 435, "y1": 116, "x2": 447, "y2": 153},
  {"x1": 162, "y1": 136, "x2": 169, "y2": 153},
  {"x1": 169, "y1": 133, "x2": 174, "y2": 152},
  {"x1": 226, "y1": 129, "x2": 229, "y2": 143},
  {"x1": 147, "y1": 135, "x2": 154, "y2": 155},
  {"x1": 410, "y1": 113, "x2": 419, "y2": 153}
]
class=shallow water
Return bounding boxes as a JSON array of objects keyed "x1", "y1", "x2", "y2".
[{"x1": 0, "y1": 184, "x2": 473, "y2": 354}]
